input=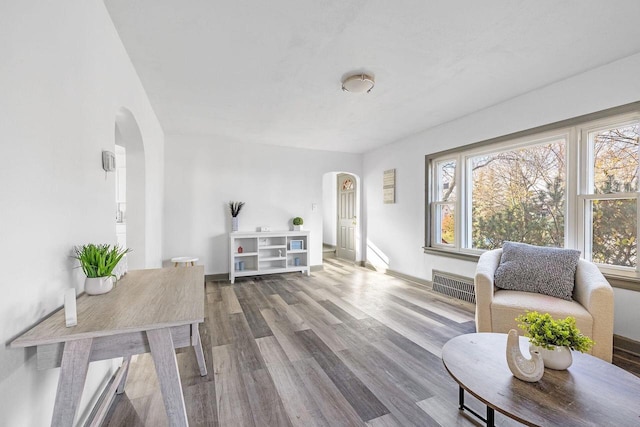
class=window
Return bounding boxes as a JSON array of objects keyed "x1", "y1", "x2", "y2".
[
  {"x1": 580, "y1": 121, "x2": 640, "y2": 268},
  {"x1": 426, "y1": 105, "x2": 640, "y2": 278},
  {"x1": 432, "y1": 159, "x2": 456, "y2": 246}
]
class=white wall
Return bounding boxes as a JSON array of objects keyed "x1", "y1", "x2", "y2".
[
  {"x1": 0, "y1": 1, "x2": 164, "y2": 425},
  {"x1": 322, "y1": 172, "x2": 337, "y2": 246},
  {"x1": 163, "y1": 134, "x2": 362, "y2": 274},
  {"x1": 363, "y1": 52, "x2": 640, "y2": 341}
]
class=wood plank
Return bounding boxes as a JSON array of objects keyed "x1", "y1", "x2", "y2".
[
  {"x1": 287, "y1": 278, "x2": 326, "y2": 301},
  {"x1": 266, "y1": 278, "x2": 301, "y2": 305},
  {"x1": 242, "y1": 368, "x2": 292, "y2": 427},
  {"x1": 234, "y1": 282, "x2": 272, "y2": 310},
  {"x1": 370, "y1": 338, "x2": 456, "y2": 398},
  {"x1": 366, "y1": 413, "x2": 403, "y2": 427},
  {"x1": 267, "y1": 294, "x2": 309, "y2": 331},
  {"x1": 314, "y1": 288, "x2": 369, "y2": 320},
  {"x1": 383, "y1": 293, "x2": 474, "y2": 332},
  {"x1": 289, "y1": 303, "x2": 349, "y2": 354},
  {"x1": 260, "y1": 308, "x2": 311, "y2": 362},
  {"x1": 237, "y1": 298, "x2": 274, "y2": 339},
  {"x1": 182, "y1": 382, "x2": 218, "y2": 427},
  {"x1": 292, "y1": 358, "x2": 366, "y2": 426},
  {"x1": 346, "y1": 342, "x2": 433, "y2": 402},
  {"x1": 343, "y1": 300, "x2": 444, "y2": 358},
  {"x1": 316, "y1": 300, "x2": 353, "y2": 323},
  {"x1": 256, "y1": 336, "x2": 329, "y2": 427},
  {"x1": 212, "y1": 344, "x2": 255, "y2": 427},
  {"x1": 337, "y1": 348, "x2": 440, "y2": 427},
  {"x1": 205, "y1": 281, "x2": 222, "y2": 300},
  {"x1": 208, "y1": 301, "x2": 233, "y2": 347},
  {"x1": 295, "y1": 329, "x2": 389, "y2": 422},
  {"x1": 221, "y1": 286, "x2": 243, "y2": 314},
  {"x1": 228, "y1": 313, "x2": 267, "y2": 373},
  {"x1": 294, "y1": 291, "x2": 343, "y2": 325},
  {"x1": 105, "y1": 391, "x2": 168, "y2": 426}
]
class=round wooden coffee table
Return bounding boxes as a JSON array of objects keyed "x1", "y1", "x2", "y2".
[{"x1": 442, "y1": 333, "x2": 640, "y2": 427}]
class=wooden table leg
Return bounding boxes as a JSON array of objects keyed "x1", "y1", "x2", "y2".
[
  {"x1": 147, "y1": 328, "x2": 189, "y2": 427},
  {"x1": 117, "y1": 355, "x2": 132, "y2": 394},
  {"x1": 191, "y1": 323, "x2": 207, "y2": 376},
  {"x1": 51, "y1": 338, "x2": 93, "y2": 426}
]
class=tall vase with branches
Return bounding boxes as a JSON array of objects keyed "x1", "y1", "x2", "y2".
[{"x1": 229, "y1": 201, "x2": 245, "y2": 232}]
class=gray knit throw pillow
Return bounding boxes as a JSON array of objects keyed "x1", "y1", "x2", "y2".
[{"x1": 494, "y1": 242, "x2": 581, "y2": 301}]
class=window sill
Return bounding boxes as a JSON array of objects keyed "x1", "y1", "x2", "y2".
[
  {"x1": 602, "y1": 274, "x2": 640, "y2": 292},
  {"x1": 423, "y1": 247, "x2": 639, "y2": 292},
  {"x1": 422, "y1": 247, "x2": 480, "y2": 262}
]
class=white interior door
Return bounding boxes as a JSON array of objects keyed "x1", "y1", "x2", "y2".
[{"x1": 337, "y1": 173, "x2": 356, "y2": 261}]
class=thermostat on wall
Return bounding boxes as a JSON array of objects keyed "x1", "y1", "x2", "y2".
[{"x1": 259, "y1": 226, "x2": 271, "y2": 232}]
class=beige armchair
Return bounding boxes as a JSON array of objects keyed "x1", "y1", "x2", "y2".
[{"x1": 475, "y1": 248, "x2": 614, "y2": 362}]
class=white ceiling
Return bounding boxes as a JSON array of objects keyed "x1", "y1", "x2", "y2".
[{"x1": 105, "y1": 1, "x2": 640, "y2": 154}]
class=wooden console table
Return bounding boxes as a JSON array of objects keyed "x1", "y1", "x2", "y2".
[
  {"x1": 11, "y1": 267, "x2": 207, "y2": 427},
  {"x1": 442, "y1": 333, "x2": 640, "y2": 426}
]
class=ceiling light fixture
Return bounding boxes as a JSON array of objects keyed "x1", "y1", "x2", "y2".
[{"x1": 341, "y1": 73, "x2": 375, "y2": 94}]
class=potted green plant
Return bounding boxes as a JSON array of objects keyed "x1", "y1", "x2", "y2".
[
  {"x1": 229, "y1": 201, "x2": 245, "y2": 232},
  {"x1": 516, "y1": 311, "x2": 594, "y2": 370},
  {"x1": 292, "y1": 216, "x2": 304, "y2": 231},
  {"x1": 74, "y1": 244, "x2": 130, "y2": 295}
]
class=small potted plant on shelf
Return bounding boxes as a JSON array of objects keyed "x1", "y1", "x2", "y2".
[
  {"x1": 516, "y1": 311, "x2": 594, "y2": 370},
  {"x1": 292, "y1": 217, "x2": 304, "y2": 231},
  {"x1": 74, "y1": 244, "x2": 130, "y2": 295},
  {"x1": 229, "y1": 201, "x2": 245, "y2": 232}
]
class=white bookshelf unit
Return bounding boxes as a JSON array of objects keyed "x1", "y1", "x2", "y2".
[{"x1": 229, "y1": 231, "x2": 310, "y2": 283}]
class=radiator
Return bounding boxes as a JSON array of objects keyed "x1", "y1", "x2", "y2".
[{"x1": 431, "y1": 270, "x2": 476, "y2": 304}]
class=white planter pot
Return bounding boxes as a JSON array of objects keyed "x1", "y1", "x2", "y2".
[
  {"x1": 231, "y1": 217, "x2": 239, "y2": 232},
  {"x1": 530, "y1": 344, "x2": 573, "y2": 370},
  {"x1": 85, "y1": 276, "x2": 114, "y2": 295},
  {"x1": 293, "y1": 225, "x2": 303, "y2": 231}
]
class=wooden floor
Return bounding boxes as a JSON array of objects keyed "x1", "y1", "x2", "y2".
[{"x1": 103, "y1": 259, "x2": 639, "y2": 426}]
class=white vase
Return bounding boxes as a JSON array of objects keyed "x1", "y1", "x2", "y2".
[
  {"x1": 293, "y1": 225, "x2": 303, "y2": 231},
  {"x1": 530, "y1": 344, "x2": 573, "y2": 370},
  {"x1": 506, "y1": 329, "x2": 544, "y2": 382},
  {"x1": 85, "y1": 276, "x2": 114, "y2": 295},
  {"x1": 231, "y1": 217, "x2": 239, "y2": 232}
]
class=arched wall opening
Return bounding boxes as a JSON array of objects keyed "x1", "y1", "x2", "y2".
[
  {"x1": 321, "y1": 171, "x2": 362, "y2": 263},
  {"x1": 115, "y1": 107, "x2": 146, "y2": 269}
]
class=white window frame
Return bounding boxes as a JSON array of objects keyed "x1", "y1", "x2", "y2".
[
  {"x1": 431, "y1": 158, "x2": 458, "y2": 249},
  {"x1": 577, "y1": 115, "x2": 640, "y2": 276},
  {"x1": 426, "y1": 106, "x2": 640, "y2": 279}
]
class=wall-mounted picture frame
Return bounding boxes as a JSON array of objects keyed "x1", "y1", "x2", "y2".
[{"x1": 290, "y1": 240, "x2": 303, "y2": 250}]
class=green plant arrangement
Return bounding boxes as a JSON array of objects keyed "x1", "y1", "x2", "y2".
[
  {"x1": 229, "y1": 201, "x2": 245, "y2": 217},
  {"x1": 74, "y1": 244, "x2": 130, "y2": 278},
  {"x1": 293, "y1": 217, "x2": 304, "y2": 226},
  {"x1": 516, "y1": 311, "x2": 594, "y2": 353}
]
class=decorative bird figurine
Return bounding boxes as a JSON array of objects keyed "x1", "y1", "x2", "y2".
[{"x1": 506, "y1": 329, "x2": 544, "y2": 382}]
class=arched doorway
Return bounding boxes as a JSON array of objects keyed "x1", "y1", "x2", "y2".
[{"x1": 115, "y1": 108, "x2": 146, "y2": 269}]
